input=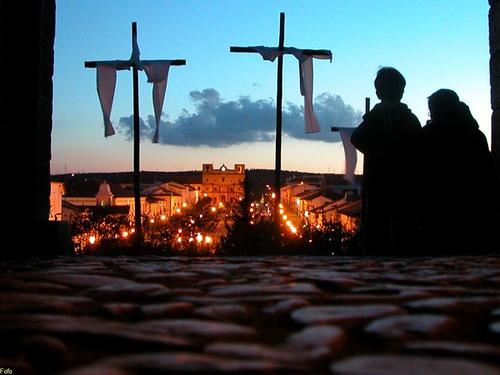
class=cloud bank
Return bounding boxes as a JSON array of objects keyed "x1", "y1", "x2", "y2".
[{"x1": 118, "y1": 88, "x2": 362, "y2": 147}]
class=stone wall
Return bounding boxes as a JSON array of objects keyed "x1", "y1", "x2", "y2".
[
  {"x1": 1, "y1": 0, "x2": 62, "y2": 255},
  {"x1": 490, "y1": 0, "x2": 500, "y2": 175}
]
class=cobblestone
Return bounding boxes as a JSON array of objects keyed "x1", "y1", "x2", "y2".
[{"x1": 0, "y1": 255, "x2": 499, "y2": 374}]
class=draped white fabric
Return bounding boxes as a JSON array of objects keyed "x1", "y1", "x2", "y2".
[
  {"x1": 94, "y1": 60, "x2": 171, "y2": 143},
  {"x1": 251, "y1": 46, "x2": 281, "y2": 62},
  {"x1": 298, "y1": 57, "x2": 319, "y2": 133},
  {"x1": 337, "y1": 127, "x2": 357, "y2": 184},
  {"x1": 251, "y1": 46, "x2": 332, "y2": 133},
  {"x1": 96, "y1": 65, "x2": 117, "y2": 137},
  {"x1": 143, "y1": 62, "x2": 171, "y2": 143}
]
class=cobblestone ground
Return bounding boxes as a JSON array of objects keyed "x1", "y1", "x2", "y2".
[{"x1": 1, "y1": 255, "x2": 500, "y2": 374}]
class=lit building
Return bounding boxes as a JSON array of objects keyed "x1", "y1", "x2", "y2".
[
  {"x1": 281, "y1": 181, "x2": 319, "y2": 208},
  {"x1": 96, "y1": 180, "x2": 113, "y2": 206},
  {"x1": 141, "y1": 181, "x2": 199, "y2": 217},
  {"x1": 49, "y1": 182, "x2": 65, "y2": 221},
  {"x1": 337, "y1": 199, "x2": 362, "y2": 232},
  {"x1": 201, "y1": 163, "x2": 245, "y2": 205},
  {"x1": 307, "y1": 190, "x2": 361, "y2": 231},
  {"x1": 62, "y1": 179, "x2": 199, "y2": 220},
  {"x1": 295, "y1": 191, "x2": 333, "y2": 219}
]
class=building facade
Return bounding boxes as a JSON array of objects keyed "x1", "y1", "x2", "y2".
[
  {"x1": 49, "y1": 182, "x2": 65, "y2": 221},
  {"x1": 201, "y1": 164, "x2": 245, "y2": 205},
  {"x1": 62, "y1": 179, "x2": 200, "y2": 221}
]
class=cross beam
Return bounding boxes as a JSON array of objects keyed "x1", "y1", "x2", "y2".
[
  {"x1": 230, "y1": 12, "x2": 331, "y2": 231},
  {"x1": 85, "y1": 22, "x2": 186, "y2": 243},
  {"x1": 84, "y1": 60, "x2": 186, "y2": 68},
  {"x1": 230, "y1": 47, "x2": 332, "y2": 57}
]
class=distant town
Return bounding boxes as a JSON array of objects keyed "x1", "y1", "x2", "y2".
[{"x1": 50, "y1": 164, "x2": 362, "y2": 253}]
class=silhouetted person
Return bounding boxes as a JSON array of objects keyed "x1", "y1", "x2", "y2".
[
  {"x1": 420, "y1": 89, "x2": 497, "y2": 254},
  {"x1": 351, "y1": 67, "x2": 422, "y2": 255}
]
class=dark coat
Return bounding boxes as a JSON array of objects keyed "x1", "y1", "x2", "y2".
[
  {"x1": 351, "y1": 101, "x2": 422, "y2": 255},
  {"x1": 420, "y1": 102, "x2": 497, "y2": 253}
]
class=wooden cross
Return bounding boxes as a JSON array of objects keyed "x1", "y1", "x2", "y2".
[
  {"x1": 230, "y1": 12, "x2": 332, "y2": 227},
  {"x1": 85, "y1": 22, "x2": 186, "y2": 242}
]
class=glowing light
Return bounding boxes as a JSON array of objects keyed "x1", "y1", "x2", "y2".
[
  {"x1": 211, "y1": 207, "x2": 216, "y2": 212},
  {"x1": 249, "y1": 208, "x2": 254, "y2": 213},
  {"x1": 150, "y1": 218, "x2": 155, "y2": 224},
  {"x1": 296, "y1": 199, "x2": 300, "y2": 206},
  {"x1": 177, "y1": 237, "x2": 182, "y2": 243},
  {"x1": 130, "y1": 228, "x2": 135, "y2": 234},
  {"x1": 178, "y1": 228, "x2": 183, "y2": 233},
  {"x1": 122, "y1": 231, "x2": 129, "y2": 238},
  {"x1": 279, "y1": 209, "x2": 284, "y2": 215},
  {"x1": 199, "y1": 214, "x2": 203, "y2": 218},
  {"x1": 291, "y1": 226, "x2": 297, "y2": 234},
  {"x1": 218, "y1": 202, "x2": 224, "y2": 208},
  {"x1": 204, "y1": 193, "x2": 208, "y2": 197},
  {"x1": 196, "y1": 233, "x2": 203, "y2": 242},
  {"x1": 190, "y1": 219, "x2": 195, "y2": 224},
  {"x1": 251, "y1": 203, "x2": 255, "y2": 207},
  {"x1": 304, "y1": 211, "x2": 309, "y2": 218},
  {"x1": 282, "y1": 214, "x2": 288, "y2": 220},
  {"x1": 279, "y1": 203, "x2": 284, "y2": 208},
  {"x1": 205, "y1": 236, "x2": 212, "y2": 244},
  {"x1": 182, "y1": 202, "x2": 187, "y2": 208},
  {"x1": 176, "y1": 208, "x2": 181, "y2": 214},
  {"x1": 160, "y1": 215, "x2": 166, "y2": 221},
  {"x1": 189, "y1": 237, "x2": 194, "y2": 243},
  {"x1": 286, "y1": 220, "x2": 292, "y2": 226},
  {"x1": 250, "y1": 220, "x2": 255, "y2": 225},
  {"x1": 89, "y1": 235, "x2": 96, "y2": 245},
  {"x1": 239, "y1": 197, "x2": 243, "y2": 201},
  {"x1": 271, "y1": 193, "x2": 276, "y2": 199}
]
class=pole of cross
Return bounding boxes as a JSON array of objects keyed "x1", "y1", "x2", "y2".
[
  {"x1": 230, "y1": 12, "x2": 331, "y2": 237},
  {"x1": 275, "y1": 13, "x2": 285, "y2": 232},
  {"x1": 131, "y1": 23, "x2": 141, "y2": 242},
  {"x1": 84, "y1": 22, "x2": 186, "y2": 244}
]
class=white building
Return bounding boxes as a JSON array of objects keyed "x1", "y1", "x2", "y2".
[{"x1": 49, "y1": 182, "x2": 65, "y2": 221}]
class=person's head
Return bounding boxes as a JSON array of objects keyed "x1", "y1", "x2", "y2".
[
  {"x1": 374, "y1": 67, "x2": 406, "y2": 101},
  {"x1": 427, "y1": 89, "x2": 460, "y2": 121}
]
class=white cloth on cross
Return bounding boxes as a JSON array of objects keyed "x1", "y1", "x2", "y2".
[
  {"x1": 94, "y1": 57, "x2": 172, "y2": 143},
  {"x1": 95, "y1": 61, "x2": 130, "y2": 137},
  {"x1": 250, "y1": 46, "x2": 332, "y2": 133},
  {"x1": 96, "y1": 65, "x2": 117, "y2": 137},
  {"x1": 143, "y1": 62, "x2": 171, "y2": 143},
  {"x1": 335, "y1": 127, "x2": 357, "y2": 184}
]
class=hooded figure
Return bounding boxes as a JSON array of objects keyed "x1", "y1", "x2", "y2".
[
  {"x1": 420, "y1": 89, "x2": 497, "y2": 254},
  {"x1": 351, "y1": 67, "x2": 422, "y2": 255}
]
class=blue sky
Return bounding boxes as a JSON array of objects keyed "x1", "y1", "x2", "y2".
[{"x1": 52, "y1": 1, "x2": 490, "y2": 174}]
